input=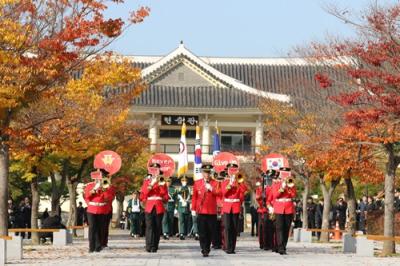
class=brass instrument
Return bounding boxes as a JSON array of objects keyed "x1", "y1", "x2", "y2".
[
  {"x1": 287, "y1": 176, "x2": 295, "y2": 188},
  {"x1": 268, "y1": 206, "x2": 276, "y2": 221},
  {"x1": 158, "y1": 176, "x2": 166, "y2": 186},
  {"x1": 237, "y1": 172, "x2": 246, "y2": 184},
  {"x1": 182, "y1": 187, "x2": 187, "y2": 200},
  {"x1": 101, "y1": 177, "x2": 111, "y2": 189}
]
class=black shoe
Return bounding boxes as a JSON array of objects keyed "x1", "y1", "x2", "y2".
[
  {"x1": 179, "y1": 235, "x2": 185, "y2": 240},
  {"x1": 212, "y1": 245, "x2": 221, "y2": 249},
  {"x1": 151, "y1": 249, "x2": 157, "y2": 253},
  {"x1": 146, "y1": 249, "x2": 151, "y2": 253},
  {"x1": 202, "y1": 253, "x2": 209, "y2": 257},
  {"x1": 279, "y1": 251, "x2": 287, "y2": 255},
  {"x1": 163, "y1": 234, "x2": 169, "y2": 240}
]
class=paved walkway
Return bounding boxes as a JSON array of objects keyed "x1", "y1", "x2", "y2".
[{"x1": 9, "y1": 230, "x2": 400, "y2": 266}]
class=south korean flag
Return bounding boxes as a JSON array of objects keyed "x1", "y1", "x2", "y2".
[{"x1": 267, "y1": 158, "x2": 284, "y2": 170}]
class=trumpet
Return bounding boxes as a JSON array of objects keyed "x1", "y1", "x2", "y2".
[
  {"x1": 287, "y1": 177, "x2": 295, "y2": 188},
  {"x1": 101, "y1": 177, "x2": 111, "y2": 189},
  {"x1": 237, "y1": 172, "x2": 245, "y2": 184},
  {"x1": 158, "y1": 176, "x2": 166, "y2": 186}
]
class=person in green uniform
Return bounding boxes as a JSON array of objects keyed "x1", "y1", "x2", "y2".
[
  {"x1": 177, "y1": 177, "x2": 191, "y2": 240},
  {"x1": 127, "y1": 191, "x2": 141, "y2": 238},
  {"x1": 190, "y1": 185, "x2": 199, "y2": 240},
  {"x1": 162, "y1": 178, "x2": 176, "y2": 239}
]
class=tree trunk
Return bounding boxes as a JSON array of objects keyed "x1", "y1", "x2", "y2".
[
  {"x1": 302, "y1": 176, "x2": 309, "y2": 229},
  {"x1": 31, "y1": 177, "x2": 40, "y2": 245},
  {"x1": 0, "y1": 141, "x2": 9, "y2": 236},
  {"x1": 66, "y1": 179, "x2": 78, "y2": 228},
  {"x1": 114, "y1": 193, "x2": 124, "y2": 228},
  {"x1": 50, "y1": 173, "x2": 66, "y2": 214},
  {"x1": 344, "y1": 178, "x2": 356, "y2": 235},
  {"x1": 382, "y1": 146, "x2": 398, "y2": 256},
  {"x1": 319, "y1": 177, "x2": 339, "y2": 242}
]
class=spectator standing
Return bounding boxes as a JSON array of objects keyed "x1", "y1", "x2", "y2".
[
  {"x1": 294, "y1": 200, "x2": 302, "y2": 228},
  {"x1": 315, "y1": 199, "x2": 323, "y2": 240},
  {"x1": 335, "y1": 198, "x2": 347, "y2": 230},
  {"x1": 76, "y1": 202, "x2": 85, "y2": 226},
  {"x1": 357, "y1": 196, "x2": 368, "y2": 234},
  {"x1": 306, "y1": 197, "x2": 316, "y2": 232},
  {"x1": 250, "y1": 202, "x2": 258, "y2": 237},
  {"x1": 7, "y1": 199, "x2": 16, "y2": 228}
]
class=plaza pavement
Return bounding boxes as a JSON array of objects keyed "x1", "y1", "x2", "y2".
[{"x1": 9, "y1": 229, "x2": 400, "y2": 266}]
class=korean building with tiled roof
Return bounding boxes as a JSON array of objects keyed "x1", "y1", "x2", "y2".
[{"x1": 127, "y1": 43, "x2": 340, "y2": 174}]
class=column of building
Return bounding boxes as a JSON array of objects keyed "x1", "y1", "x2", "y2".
[
  {"x1": 255, "y1": 116, "x2": 264, "y2": 154},
  {"x1": 201, "y1": 115, "x2": 210, "y2": 155},
  {"x1": 149, "y1": 114, "x2": 158, "y2": 152}
]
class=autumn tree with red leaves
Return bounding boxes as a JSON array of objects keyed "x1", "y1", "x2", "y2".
[
  {"x1": 300, "y1": 3, "x2": 400, "y2": 255},
  {"x1": 0, "y1": 0, "x2": 150, "y2": 236}
]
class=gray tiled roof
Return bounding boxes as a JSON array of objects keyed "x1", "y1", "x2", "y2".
[
  {"x1": 132, "y1": 61, "x2": 344, "y2": 111},
  {"x1": 133, "y1": 85, "x2": 258, "y2": 108}
]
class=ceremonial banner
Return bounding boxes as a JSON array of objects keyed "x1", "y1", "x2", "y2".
[
  {"x1": 177, "y1": 121, "x2": 188, "y2": 177},
  {"x1": 261, "y1": 153, "x2": 289, "y2": 172},
  {"x1": 212, "y1": 152, "x2": 239, "y2": 173},
  {"x1": 212, "y1": 127, "x2": 220, "y2": 158},
  {"x1": 93, "y1": 150, "x2": 122, "y2": 175},
  {"x1": 147, "y1": 153, "x2": 175, "y2": 178},
  {"x1": 194, "y1": 124, "x2": 202, "y2": 181}
]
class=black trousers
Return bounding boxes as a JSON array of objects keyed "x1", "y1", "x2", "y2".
[
  {"x1": 212, "y1": 219, "x2": 222, "y2": 248},
  {"x1": 275, "y1": 214, "x2": 293, "y2": 253},
  {"x1": 145, "y1": 208, "x2": 163, "y2": 251},
  {"x1": 87, "y1": 213, "x2": 105, "y2": 252},
  {"x1": 100, "y1": 212, "x2": 112, "y2": 247},
  {"x1": 223, "y1": 212, "x2": 239, "y2": 253},
  {"x1": 197, "y1": 214, "x2": 217, "y2": 254},
  {"x1": 258, "y1": 213, "x2": 274, "y2": 250}
]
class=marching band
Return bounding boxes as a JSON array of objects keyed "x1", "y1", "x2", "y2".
[{"x1": 84, "y1": 150, "x2": 297, "y2": 256}]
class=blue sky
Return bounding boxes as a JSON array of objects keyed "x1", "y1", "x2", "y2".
[{"x1": 105, "y1": 0, "x2": 390, "y2": 57}]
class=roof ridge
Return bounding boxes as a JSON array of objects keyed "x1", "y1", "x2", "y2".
[{"x1": 141, "y1": 44, "x2": 290, "y2": 102}]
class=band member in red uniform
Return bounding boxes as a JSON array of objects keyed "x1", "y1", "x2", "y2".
[
  {"x1": 191, "y1": 164, "x2": 220, "y2": 257},
  {"x1": 255, "y1": 179, "x2": 267, "y2": 249},
  {"x1": 221, "y1": 163, "x2": 247, "y2": 254},
  {"x1": 271, "y1": 167, "x2": 296, "y2": 255},
  {"x1": 256, "y1": 170, "x2": 275, "y2": 250},
  {"x1": 140, "y1": 163, "x2": 168, "y2": 252},
  {"x1": 267, "y1": 170, "x2": 280, "y2": 253},
  {"x1": 211, "y1": 171, "x2": 224, "y2": 250},
  {"x1": 84, "y1": 169, "x2": 115, "y2": 253},
  {"x1": 99, "y1": 169, "x2": 115, "y2": 249}
]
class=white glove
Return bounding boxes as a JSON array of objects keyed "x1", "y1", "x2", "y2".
[
  {"x1": 281, "y1": 181, "x2": 287, "y2": 189},
  {"x1": 191, "y1": 210, "x2": 197, "y2": 216},
  {"x1": 93, "y1": 182, "x2": 101, "y2": 190},
  {"x1": 268, "y1": 207, "x2": 274, "y2": 214},
  {"x1": 205, "y1": 183, "x2": 212, "y2": 191}
]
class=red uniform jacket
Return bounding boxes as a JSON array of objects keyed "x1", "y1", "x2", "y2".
[
  {"x1": 84, "y1": 182, "x2": 115, "y2": 215},
  {"x1": 256, "y1": 186, "x2": 269, "y2": 213},
  {"x1": 140, "y1": 178, "x2": 168, "y2": 214},
  {"x1": 271, "y1": 181, "x2": 296, "y2": 214},
  {"x1": 221, "y1": 179, "x2": 247, "y2": 214},
  {"x1": 191, "y1": 179, "x2": 220, "y2": 215}
]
